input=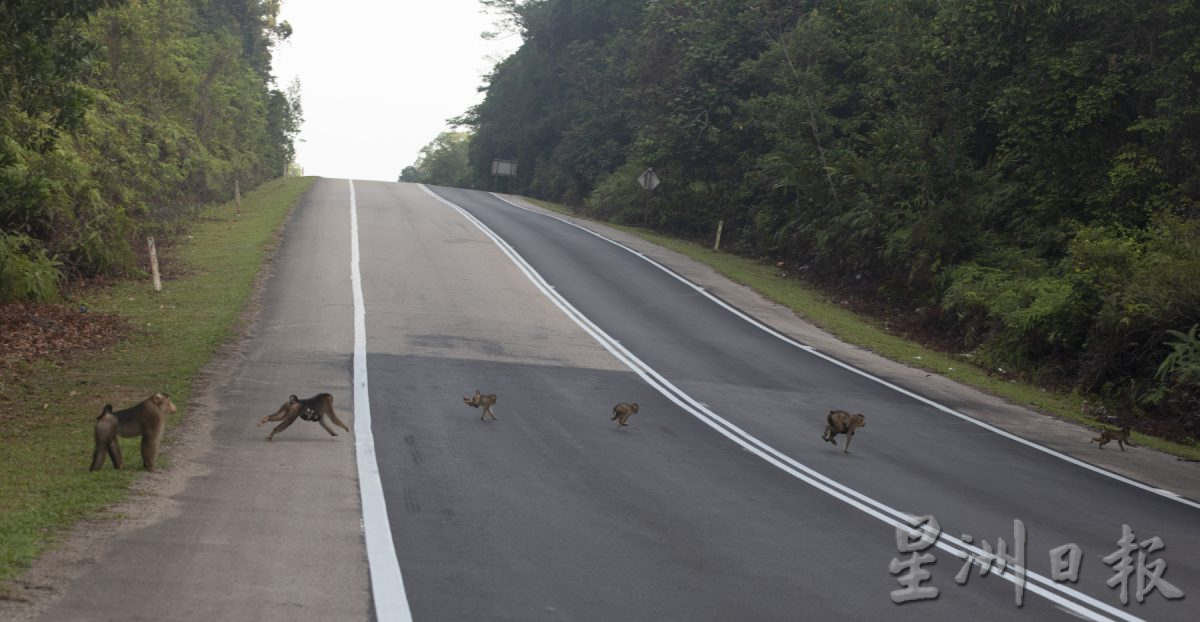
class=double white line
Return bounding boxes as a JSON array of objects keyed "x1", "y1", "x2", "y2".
[{"x1": 420, "y1": 185, "x2": 1149, "y2": 622}]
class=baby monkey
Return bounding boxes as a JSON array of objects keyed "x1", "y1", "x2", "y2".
[
  {"x1": 463, "y1": 390, "x2": 498, "y2": 421},
  {"x1": 822, "y1": 409, "x2": 866, "y2": 454},
  {"x1": 611, "y1": 402, "x2": 639, "y2": 428},
  {"x1": 1091, "y1": 426, "x2": 1134, "y2": 451}
]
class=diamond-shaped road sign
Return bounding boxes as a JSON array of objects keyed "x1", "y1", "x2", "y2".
[{"x1": 638, "y1": 168, "x2": 661, "y2": 191}]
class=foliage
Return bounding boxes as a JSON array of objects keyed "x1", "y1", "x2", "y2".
[
  {"x1": 1157, "y1": 325, "x2": 1200, "y2": 389},
  {"x1": 0, "y1": 0, "x2": 123, "y2": 278},
  {"x1": 0, "y1": 0, "x2": 301, "y2": 301},
  {"x1": 583, "y1": 162, "x2": 655, "y2": 225},
  {"x1": 1148, "y1": 323, "x2": 1200, "y2": 438},
  {"x1": 462, "y1": 0, "x2": 643, "y2": 199},
  {"x1": 0, "y1": 232, "x2": 62, "y2": 302},
  {"x1": 400, "y1": 131, "x2": 475, "y2": 188},
  {"x1": 462, "y1": 0, "x2": 1200, "y2": 435}
]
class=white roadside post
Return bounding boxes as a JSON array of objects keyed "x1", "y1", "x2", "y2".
[{"x1": 147, "y1": 237, "x2": 162, "y2": 292}]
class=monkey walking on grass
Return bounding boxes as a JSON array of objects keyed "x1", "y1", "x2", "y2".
[{"x1": 91, "y1": 393, "x2": 177, "y2": 471}]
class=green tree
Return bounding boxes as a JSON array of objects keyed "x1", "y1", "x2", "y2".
[
  {"x1": 464, "y1": 0, "x2": 642, "y2": 200},
  {"x1": 401, "y1": 131, "x2": 475, "y2": 188},
  {"x1": 0, "y1": 0, "x2": 125, "y2": 297},
  {"x1": 1, "y1": 0, "x2": 301, "y2": 299}
]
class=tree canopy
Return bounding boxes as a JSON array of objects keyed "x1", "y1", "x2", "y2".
[
  {"x1": 399, "y1": 131, "x2": 473, "y2": 188},
  {"x1": 1, "y1": 0, "x2": 301, "y2": 300}
]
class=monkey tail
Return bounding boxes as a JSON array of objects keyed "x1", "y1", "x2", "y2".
[{"x1": 97, "y1": 404, "x2": 113, "y2": 419}]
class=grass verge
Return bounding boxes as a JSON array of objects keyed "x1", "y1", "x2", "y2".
[
  {"x1": 521, "y1": 197, "x2": 1200, "y2": 461},
  {"x1": 0, "y1": 176, "x2": 315, "y2": 582}
]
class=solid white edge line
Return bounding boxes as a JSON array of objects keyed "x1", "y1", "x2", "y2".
[
  {"x1": 421, "y1": 185, "x2": 1138, "y2": 622},
  {"x1": 487, "y1": 192, "x2": 1200, "y2": 513},
  {"x1": 351, "y1": 180, "x2": 414, "y2": 621}
]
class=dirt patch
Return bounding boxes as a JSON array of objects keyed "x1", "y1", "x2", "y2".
[
  {"x1": 0, "y1": 303, "x2": 129, "y2": 366},
  {"x1": 0, "y1": 302, "x2": 132, "y2": 422}
]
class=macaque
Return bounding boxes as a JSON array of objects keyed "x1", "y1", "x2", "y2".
[
  {"x1": 463, "y1": 390, "x2": 498, "y2": 421},
  {"x1": 822, "y1": 409, "x2": 866, "y2": 454},
  {"x1": 90, "y1": 393, "x2": 177, "y2": 471},
  {"x1": 258, "y1": 393, "x2": 349, "y2": 441},
  {"x1": 611, "y1": 402, "x2": 639, "y2": 428},
  {"x1": 1091, "y1": 427, "x2": 1134, "y2": 451}
]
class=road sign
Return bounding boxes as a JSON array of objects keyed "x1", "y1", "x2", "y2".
[
  {"x1": 491, "y1": 159, "x2": 518, "y2": 177},
  {"x1": 638, "y1": 168, "x2": 661, "y2": 191}
]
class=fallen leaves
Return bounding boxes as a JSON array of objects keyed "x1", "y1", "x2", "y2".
[{"x1": 0, "y1": 303, "x2": 129, "y2": 366}]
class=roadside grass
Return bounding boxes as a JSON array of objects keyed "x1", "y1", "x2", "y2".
[
  {"x1": 0, "y1": 176, "x2": 315, "y2": 583},
  {"x1": 521, "y1": 197, "x2": 1200, "y2": 461}
]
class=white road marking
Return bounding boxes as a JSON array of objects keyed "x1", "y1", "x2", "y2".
[
  {"x1": 422, "y1": 184, "x2": 1145, "y2": 622},
  {"x1": 487, "y1": 192, "x2": 1200, "y2": 512},
  {"x1": 351, "y1": 180, "x2": 414, "y2": 621}
]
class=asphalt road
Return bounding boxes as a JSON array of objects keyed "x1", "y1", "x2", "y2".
[
  {"x1": 365, "y1": 182, "x2": 1199, "y2": 621},
  {"x1": 24, "y1": 178, "x2": 1198, "y2": 621}
]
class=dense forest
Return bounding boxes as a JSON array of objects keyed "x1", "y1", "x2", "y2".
[
  {"x1": 409, "y1": 0, "x2": 1200, "y2": 438},
  {"x1": 0, "y1": 0, "x2": 301, "y2": 301}
]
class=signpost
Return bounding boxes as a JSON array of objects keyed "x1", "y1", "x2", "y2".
[
  {"x1": 492, "y1": 159, "x2": 518, "y2": 192},
  {"x1": 637, "y1": 168, "x2": 661, "y2": 226},
  {"x1": 638, "y1": 167, "x2": 660, "y2": 191}
]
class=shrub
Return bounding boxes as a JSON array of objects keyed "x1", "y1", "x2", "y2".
[{"x1": 0, "y1": 232, "x2": 62, "y2": 302}]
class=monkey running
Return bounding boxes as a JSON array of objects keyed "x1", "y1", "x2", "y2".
[
  {"x1": 611, "y1": 402, "x2": 639, "y2": 428},
  {"x1": 259, "y1": 393, "x2": 350, "y2": 441},
  {"x1": 463, "y1": 390, "x2": 498, "y2": 421},
  {"x1": 1091, "y1": 427, "x2": 1134, "y2": 451},
  {"x1": 822, "y1": 409, "x2": 866, "y2": 454}
]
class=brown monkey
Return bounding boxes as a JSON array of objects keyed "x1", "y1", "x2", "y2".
[
  {"x1": 258, "y1": 393, "x2": 349, "y2": 441},
  {"x1": 822, "y1": 409, "x2": 866, "y2": 454},
  {"x1": 611, "y1": 402, "x2": 639, "y2": 428},
  {"x1": 1091, "y1": 427, "x2": 1134, "y2": 451},
  {"x1": 90, "y1": 393, "x2": 177, "y2": 471},
  {"x1": 463, "y1": 390, "x2": 498, "y2": 421}
]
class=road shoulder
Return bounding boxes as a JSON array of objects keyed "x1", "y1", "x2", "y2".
[{"x1": 0, "y1": 178, "x2": 369, "y2": 622}]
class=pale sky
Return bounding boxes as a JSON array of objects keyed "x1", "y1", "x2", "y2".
[{"x1": 271, "y1": 1, "x2": 520, "y2": 182}]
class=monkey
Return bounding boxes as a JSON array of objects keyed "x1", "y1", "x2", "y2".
[
  {"x1": 1091, "y1": 426, "x2": 1134, "y2": 451},
  {"x1": 611, "y1": 402, "x2": 639, "y2": 428},
  {"x1": 298, "y1": 404, "x2": 321, "y2": 422},
  {"x1": 463, "y1": 390, "x2": 498, "y2": 421},
  {"x1": 90, "y1": 393, "x2": 177, "y2": 471},
  {"x1": 822, "y1": 409, "x2": 866, "y2": 454},
  {"x1": 258, "y1": 393, "x2": 349, "y2": 441}
]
